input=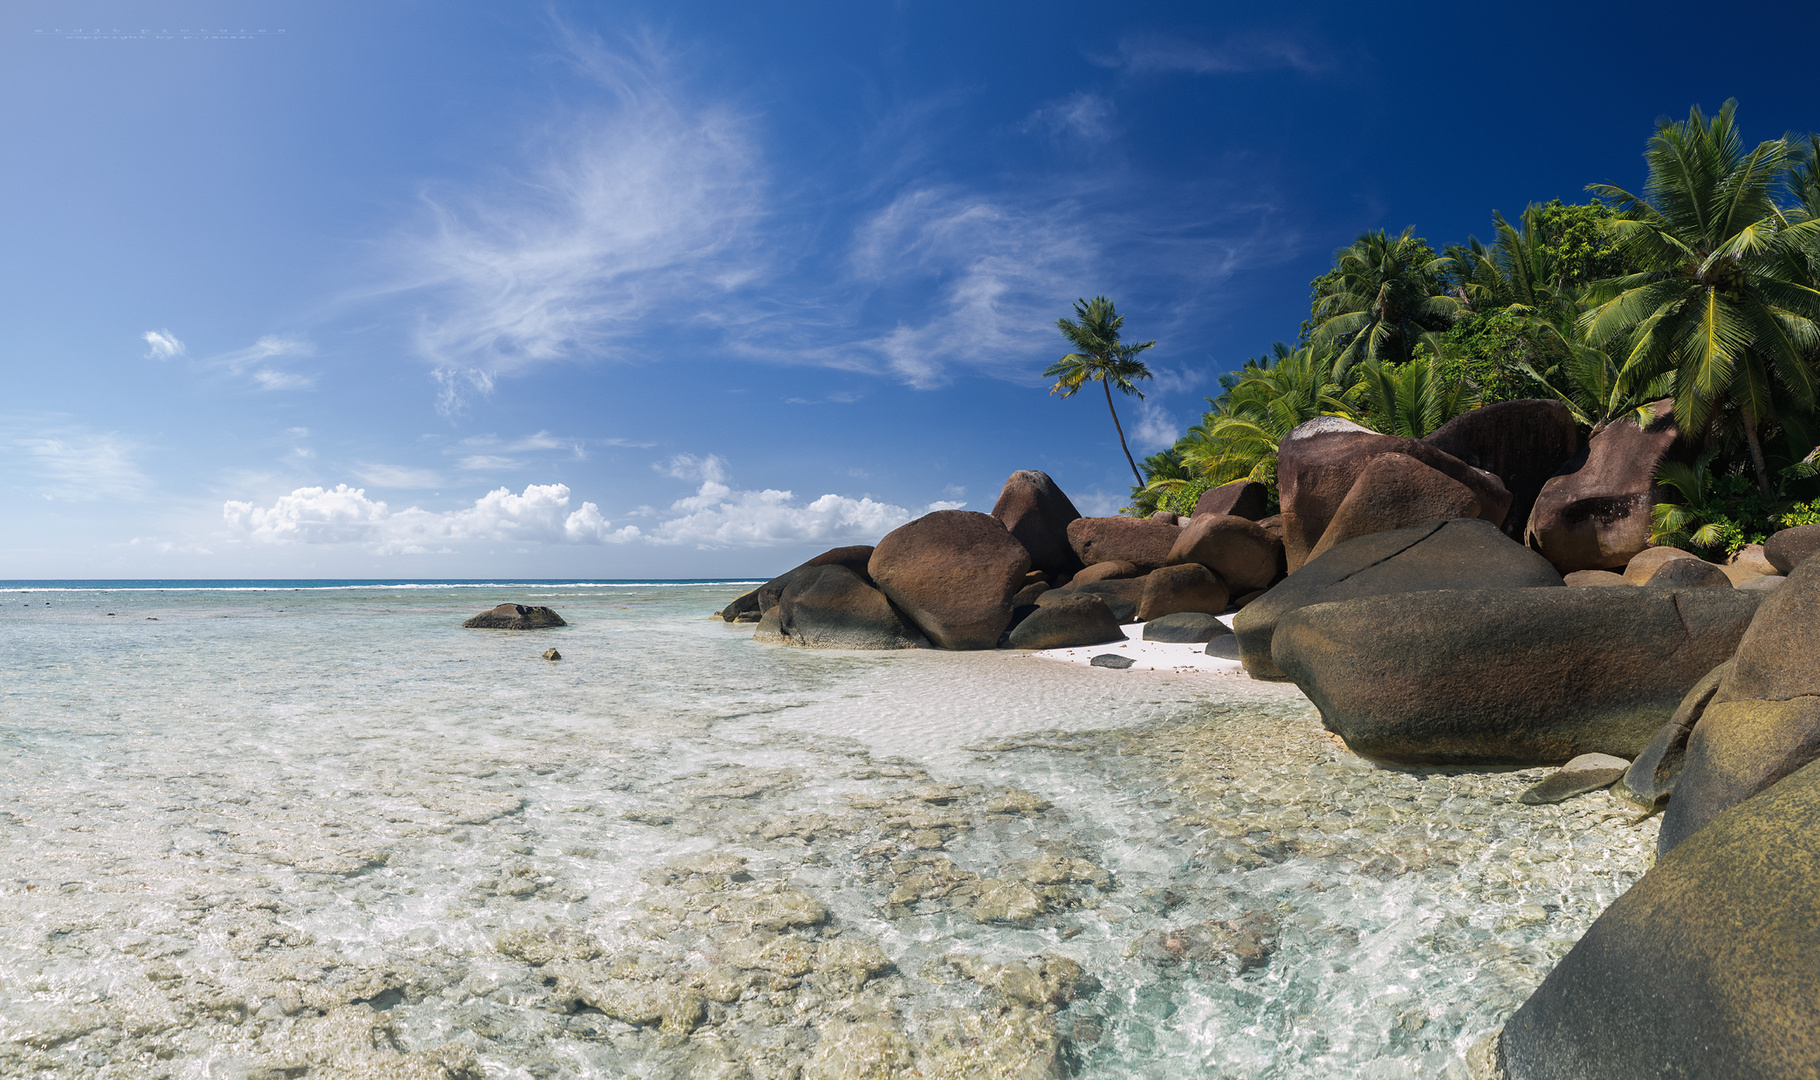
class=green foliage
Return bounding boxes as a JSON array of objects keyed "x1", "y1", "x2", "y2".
[
  {"x1": 1782, "y1": 499, "x2": 1820, "y2": 527},
  {"x1": 1310, "y1": 229, "x2": 1456, "y2": 374},
  {"x1": 1353, "y1": 352, "x2": 1479, "y2": 437}
]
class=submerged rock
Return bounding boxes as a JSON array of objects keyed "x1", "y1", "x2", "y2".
[
  {"x1": 1517, "y1": 754, "x2": 1630, "y2": 804},
  {"x1": 945, "y1": 953, "x2": 1099, "y2": 1008},
  {"x1": 462, "y1": 604, "x2": 567, "y2": 629},
  {"x1": 541, "y1": 648, "x2": 561, "y2": 661}
]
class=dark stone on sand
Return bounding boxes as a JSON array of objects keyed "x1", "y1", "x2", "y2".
[
  {"x1": 1005, "y1": 594, "x2": 1124, "y2": 650},
  {"x1": 1203, "y1": 635, "x2": 1242, "y2": 660},
  {"x1": 1090, "y1": 654, "x2": 1134, "y2": 669},
  {"x1": 1141, "y1": 612, "x2": 1227, "y2": 643},
  {"x1": 1499, "y1": 754, "x2": 1820, "y2": 1080},
  {"x1": 1232, "y1": 518, "x2": 1562, "y2": 680},
  {"x1": 1270, "y1": 585, "x2": 1762, "y2": 765},
  {"x1": 463, "y1": 604, "x2": 568, "y2": 630}
]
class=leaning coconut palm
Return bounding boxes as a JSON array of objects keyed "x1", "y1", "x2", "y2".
[
  {"x1": 1582, "y1": 100, "x2": 1820, "y2": 493},
  {"x1": 1168, "y1": 343, "x2": 1359, "y2": 501},
  {"x1": 1046, "y1": 296, "x2": 1156, "y2": 485},
  {"x1": 1514, "y1": 342, "x2": 1671, "y2": 433},
  {"x1": 1310, "y1": 227, "x2": 1459, "y2": 376}
]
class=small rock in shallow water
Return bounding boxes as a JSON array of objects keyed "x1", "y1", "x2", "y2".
[
  {"x1": 462, "y1": 603, "x2": 566, "y2": 629},
  {"x1": 542, "y1": 648, "x2": 561, "y2": 661},
  {"x1": 1518, "y1": 753, "x2": 1631, "y2": 804},
  {"x1": 1090, "y1": 654, "x2": 1134, "y2": 669}
]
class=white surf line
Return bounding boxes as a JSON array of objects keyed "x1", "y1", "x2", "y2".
[{"x1": 1023, "y1": 616, "x2": 1248, "y2": 674}]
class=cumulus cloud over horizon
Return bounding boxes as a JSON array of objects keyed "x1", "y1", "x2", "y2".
[
  {"x1": 223, "y1": 482, "x2": 628, "y2": 555},
  {"x1": 222, "y1": 460, "x2": 960, "y2": 554}
]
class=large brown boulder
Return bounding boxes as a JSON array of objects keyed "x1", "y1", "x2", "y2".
[
  {"x1": 463, "y1": 604, "x2": 567, "y2": 629},
  {"x1": 1066, "y1": 517, "x2": 1179, "y2": 571},
  {"x1": 1232, "y1": 518, "x2": 1562, "y2": 680},
  {"x1": 1275, "y1": 416, "x2": 1512, "y2": 572},
  {"x1": 770, "y1": 565, "x2": 926, "y2": 650},
  {"x1": 1166, "y1": 515, "x2": 1278, "y2": 593},
  {"x1": 1654, "y1": 557, "x2": 1820, "y2": 855},
  {"x1": 1499, "y1": 754, "x2": 1820, "y2": 1080},
  {"x1": 1764, "y1": 523, "x2": 1820, "y2": 575},
  {"x1": 1303, "y1": 452, "x2": 1482, "y2": 562},
  {"x1": 721, "y1": 545, "x2": 875, "y2": 621},
  {"x1": 990, "y1": 470, "x2": 1084, "y2": 575},
  {"x1": 1191, "y1": 479, "x2": 1268, "y2": 521},
  {"x1": 869, "y1": 511, "x2": 1030, "y2": 650},
  {"x1": 1525, "y1": 400, "x2": 1680, "y2": 573},
  {"x1": 1136, "y1": 564, "x2": 1229, "y2": 622},
  {"x1": 1640, "y1": 557, "x2": 1731, "y2": 589},
  {"x1": 1004, "y1": 594, "x2": 1124, "y2": 650},
  {"x1": 1423, "y1": 399, "x2": 1580, "y2": 541},
  {"x1": 1071, "y1": 560, "x2": 1143, "y2": 585},
  {"x1": 1270, "y1": 585, "x2": 1763, "y2": 765}
]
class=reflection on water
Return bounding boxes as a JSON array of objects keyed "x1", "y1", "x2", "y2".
[{"x1": 0, "y1": 585, "x2": 1652, "y2": 1078}]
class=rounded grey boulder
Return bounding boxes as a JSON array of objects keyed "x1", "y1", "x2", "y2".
[
  {"x1": 1004, "y1": 594, "x2": 1123, "y2": 650},
  {"x1": 1141, "y1": 612, "x2": 1228, "y2": 643}
]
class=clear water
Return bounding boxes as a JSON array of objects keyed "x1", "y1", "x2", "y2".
[{"x1": 0, "y1": 583, "x2": 1655, "y2": 1079}]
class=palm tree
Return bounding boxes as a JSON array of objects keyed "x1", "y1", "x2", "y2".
[
  {"x1": 1046, "y1": 296, "x2": 1156, "y2": 485},
  {"x1": 1581, "y1": 100, "x2": 1820, "y2": 492},
  {"x1": 1353, "y1": 350, "x2": 1479, "y2": 438},
  {"x1": 1165, "y1": 343, "x2": 1359, "y2": 499},
  {"x1": 1310, "y1": 227, "x2": 1459, "y2": 376}
]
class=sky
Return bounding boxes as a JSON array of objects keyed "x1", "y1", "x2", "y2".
[{"x1": 6, "y1": 0, "x2": 1820, "y2": 579}]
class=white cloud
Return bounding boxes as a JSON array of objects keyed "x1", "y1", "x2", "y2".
[
  {"x1": 354, "y1": 463, "x2": 445, "y2": 488},
  {"x1": 392, "y1": 35, "x2": 767, "y2": 414},
  {"x1": 223, "y1": 482, "x2": 631, "y2": 554},
  {"x1": 1021, "y1": 92, "x2": 1116, "y2": 141},
  {"x1": 657, "y1": 452, "x2": 728, "y2": 484},
  {"x1": 253, "y1": 369, "x2": 315, "y2": 391},
  {"x1": 1104, "y1": 33, "x2": 1320, "y2": 76},
  {"x1": 849, "y1": 187, "x2": 1095, "y2": 387},
  {"x1": 1132, "y1": 397, "x2": 1180, "y2": 450},
  {"x1": 644, "y1": 454, "x2": 963, "y2": 548},
  {"x1": 16, "y1": 432, "x2": 150, "y2": 501},
  {"x1": 459, "y1": 454, "x2": 523, "y2": 471},
  {"x1": 143, "y1": 329, "x2": 185, "y2": 360}
]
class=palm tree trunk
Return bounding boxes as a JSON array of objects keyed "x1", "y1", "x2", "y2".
[
  {"x1": 1103, "y1": 377, "x2": 1143, "y2": 486},
  {"x1": 1744, "y1": 421, "x2": 1771, "y2": 495}
]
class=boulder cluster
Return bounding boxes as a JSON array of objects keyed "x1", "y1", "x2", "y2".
[{"x1": 716, "y1": 469, "x2": 1286, "y2": 652}]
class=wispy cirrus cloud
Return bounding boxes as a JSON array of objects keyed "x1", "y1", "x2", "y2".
[
  {"x1": 15, "y1": 430, "x2": 151, "y2": 501},
  {"x1": 391, "y1": 32, "x2": 767, "y2": 415},
  {"x1": 1101, "y1": 32, "x2": 1322, "y2": 76},
  {"x1": 1021, "y1": 92, "x2": 1117, "y2": 142},
  {"x1": 353, "y1": 463, "x2": 446, "y2": 488},
  {"x1": 142, "y1": 329, "x2": 185, "y2": 360}
]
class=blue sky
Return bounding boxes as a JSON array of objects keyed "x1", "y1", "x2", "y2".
[{"x1": 6, "y1": 0, "x2": 1819, "y2": 578}]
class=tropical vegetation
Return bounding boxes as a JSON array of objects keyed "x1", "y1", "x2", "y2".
[
  {"x1": 1111, "y1": 101, "x2": 1820, "y2": 551},
  {"x1": 1046, "y1": 296, "x2": 1156, "y2": 486}
]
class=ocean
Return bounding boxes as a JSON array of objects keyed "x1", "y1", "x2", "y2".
[{"x1": 0, "y1": 581, "x2": 1655, "y2": 1079}]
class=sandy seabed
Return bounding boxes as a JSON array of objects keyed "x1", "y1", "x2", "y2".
[{"x1": 0, "y1": 585, "x2": 1653, "y2": 1079}]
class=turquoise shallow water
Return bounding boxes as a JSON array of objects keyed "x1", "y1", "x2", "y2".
[{"x1": 0, "y1": 582, "x2": 1654, "y2": 1079}]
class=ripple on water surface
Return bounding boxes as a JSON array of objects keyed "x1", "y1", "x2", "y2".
[{"x1": 0, "y1": 585, "x2": 1655, "y2": 1078}]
